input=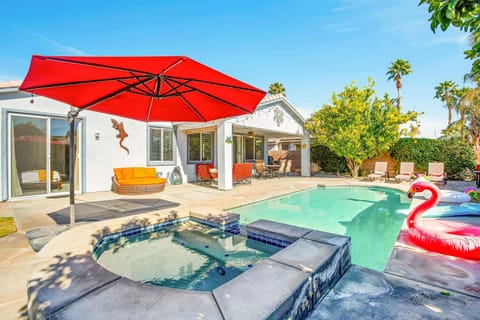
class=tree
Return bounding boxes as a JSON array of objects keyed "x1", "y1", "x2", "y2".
[
  {"x1": 386, "y1": 59, "x2": 413, "y2": 110},
  {"x1": 434, "y1": 80, "x2": 458, "y2": 128},
  {"x1": 419, "y1": 0, "x2": 480, "y2": 80},
  {"x1": 460, "y1": 86, "x2": 480, "y2": 143},
  {"x1": 454, "y1": 86, "x2": 469, "y2": 140},
  {"x1": 305, "y1": 79, "x2": 417, "y2": 177},
  {"x1": 268, "y1": 82, "x2": 286, "y2": 96}
]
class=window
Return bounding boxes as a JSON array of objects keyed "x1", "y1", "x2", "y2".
[
  {"x1": 281, "y1": 143, "x2": 290, "y2": 151},
  {"x1": 148, "y1": 127, "x2": 175, "y2": 164},
  {"x1": 188, "y1": 132, "x2": 213, "y2": 162},
  {"x1": 245, "y1": 136, "x2": 264, "y2": 161}
]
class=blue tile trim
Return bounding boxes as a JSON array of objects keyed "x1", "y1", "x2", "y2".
[
  {"x1": 247, "y1": 231, "x2": 292, "y2": 248},
  {"x1": 92, "y1": 216, "x2": 242, "y2": 256},
  {"x1": 92, "y1": 217, "x2": 189, "y2": 256}
]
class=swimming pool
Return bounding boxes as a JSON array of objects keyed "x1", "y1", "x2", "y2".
[
  {"x1": 94, "y1": 221, "x2": 279, "y2": 291},
  {"x1": 233, "y1": 186, "x2": 410, "y2": 271}
]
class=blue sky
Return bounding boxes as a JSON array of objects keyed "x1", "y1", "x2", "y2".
[{"x1": 0, "y1": 0, "x2": 473, "y2": 138}]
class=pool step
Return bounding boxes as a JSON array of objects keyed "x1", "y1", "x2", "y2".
[
  {"x1": 211, "y1": 219, "x2": 351, "y2": 319},
  {"x1": 189, "y1": 208, "x2": 239, "y2": 232}
]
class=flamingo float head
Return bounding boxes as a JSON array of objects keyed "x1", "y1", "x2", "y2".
[
  {"x1": 406, "y1": 181, "x2": 441, "y2": 228},
  {"x1": 407, "y1": 181, "x2": 440, "y2": 199}
]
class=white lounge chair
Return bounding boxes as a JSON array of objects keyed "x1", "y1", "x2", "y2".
[
  {"x1": 395, "y1": 162, "x2": 415, "y2": 183},
  {"x1": 368, "y1": 162, "x2": 388, "y2": 181},
  {"x1": 428, "y1": 162, "x2": 447, "y2": 185}
]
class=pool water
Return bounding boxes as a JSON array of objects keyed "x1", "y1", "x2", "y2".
[
  {"x1": 233, "y1": 187, "x2": 410, "y2": 271},
  {"x1": 94, "y1": 221, "x2": 280, "y2": 291}
]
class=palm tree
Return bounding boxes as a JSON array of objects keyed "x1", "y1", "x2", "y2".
[
  {"x1": 268, "y1": 82, "x2": 286, "y2": 96},
  {"x1": 461, "y1": 86, "x2": 480, "y2": 144},
  {"x1": 434, "y1": 80, "x2": 458, "y2": 128},
  {"x1": 454, "y1": 87, "x2": 469, "y2": 140},
  {"x1": 386, "y1": 59, "x2": 412, "y2": 110}
]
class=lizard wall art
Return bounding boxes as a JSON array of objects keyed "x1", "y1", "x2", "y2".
[{"x1": 111, "y1": 118, "x2": 130, "y2": 154}]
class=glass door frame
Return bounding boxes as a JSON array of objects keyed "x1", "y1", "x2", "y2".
[{"x1": 7, "y1": 112, "x2": 82, "y2": 199}]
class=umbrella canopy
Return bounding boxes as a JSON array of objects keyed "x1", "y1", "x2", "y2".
[
  {"x1": 20, "y1": 55, "x2": 266, "y2": 226},
  {"x1": 20, "y1": 55, "x2": 266, "y2": 122}
]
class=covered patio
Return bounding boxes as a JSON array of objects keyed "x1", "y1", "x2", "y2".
[{"x1": 176, "y1": 94, "x2": 310, "y2": 190}]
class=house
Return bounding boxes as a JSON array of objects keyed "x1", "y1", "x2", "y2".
[{"x1": 0, "y1": 82, "x2": 310, "y2": 201}]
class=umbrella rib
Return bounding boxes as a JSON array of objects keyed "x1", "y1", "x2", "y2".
[
  {"x1": 162, "y1": 80, "x2": 206, "y2": 121},
  {"x1": 117, "y1": 78, "x2": 156, "y2": 96},
  {"x1": 166, "y1": 78, "x2": 253, "y2": 113},
  {"x1": 41, "y1": 56, "x2": 157, "y2": 76},
  {"x1": 166, "y1": 75, "x2": 263, "y2": 93},
  {"x1": 81, "y1": 77, "x2": 152, "y2": 110},
  {"x1": 129, "y1": 72, "x2": 157, "y2": 96},
  {"x1": 161, "y1": 57, "x2": 187, "y2": 75},
  {"x1": 21, "y1": 75, "x2": 152, "y2": 90}
]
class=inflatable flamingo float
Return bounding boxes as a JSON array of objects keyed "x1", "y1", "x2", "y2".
[{"x1": 407, "y1": 181, "x2": 480, "y2": 260}]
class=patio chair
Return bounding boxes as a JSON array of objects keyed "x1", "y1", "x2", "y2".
[
  {"x1": 285, "y1": 160, "x2": 292, "y2": 176},
  {"x1": 255, "y1": 160, "x2": 267, "y2": 178},
  {"x1": 277, "y1": 159, "x2": 287, "y2": 178},
  {"x1": 428, "y1": 162, "x2": 447, "y2": 185},
  {"x1": 368, "y1": 162, "x2": 388, "y2": 181},
  {"x1": 196, "y1": 163, "x2": 217, "y2": 184},
  {"x1": 395, "y1": 162, "x2": 415, "y2": 183},
  {"x1": 233, "y1": 163, "x2": 253, "y2": 184}
]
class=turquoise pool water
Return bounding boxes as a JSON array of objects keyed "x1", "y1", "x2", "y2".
[
  {"x1": 95, "y1": 221, "x2": 279, "y2": 291},
  {"x1": 233, "y1": 186, "x2": 410, "y2": 271}
]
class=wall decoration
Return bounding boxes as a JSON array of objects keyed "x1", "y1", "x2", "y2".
[
  {"x1": 111, "y1": 118, "x2": 129, "y2": 154},
  {"x1": 273, "y1": 106, "x2": 284, "y2": 126}
]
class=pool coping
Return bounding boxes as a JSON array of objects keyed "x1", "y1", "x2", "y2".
[{"x1": 27, "y1": 208, "x2": 351, "y2": 319}]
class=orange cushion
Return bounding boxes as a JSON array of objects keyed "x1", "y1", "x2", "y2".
[
  {"x1": 117, "y1": 177, "x2": 166, "y2": 185},
  {"x1": 120, "y1": 167, "x2": 135, "y2": 179},
  {"x1": 113, "y1": 168, "x2": 124, "y2": 179},
  {"x1": 133, "y1": 167, "x2": 156, "y2": 178}
]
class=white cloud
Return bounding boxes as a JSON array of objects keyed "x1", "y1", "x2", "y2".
[
  {"x1": 31, "y1": 32, "x2": 86, "y2": 55},
  {"x1": 10, "y1": 24, "x2": 86, "y2": 55},
  {"x1": 323, "y1": 23, "x2": 359, "y2": 33},
  {"x1": 428, "y1": 34, "x2": 469, "y2": 46}
]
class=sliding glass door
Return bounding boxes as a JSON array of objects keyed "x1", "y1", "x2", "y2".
[{"x1": 9, "y1": 113, "x2": 81, "y2": 198}]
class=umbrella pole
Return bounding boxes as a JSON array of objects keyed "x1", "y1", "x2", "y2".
[{"x1": 68, "y1": 109, "x2": 78, "y2": 227}]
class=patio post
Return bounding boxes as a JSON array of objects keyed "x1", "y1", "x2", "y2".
[
  {"x1": 217, "y1": 120, "x2": 233, "y2": 190},
  {"x1": 301, "y1": 134, "x2": 311, "y2": 176},
  {"x1": 67, "y1": 108, "x2": 78, "y2": 227}
]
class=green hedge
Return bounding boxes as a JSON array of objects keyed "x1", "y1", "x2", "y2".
[
  {"x1": 390, "y1": 138, "x2": 476, "y2": 178},
  {"x1": 311, "y1": 143, "x2": 348, "y2": 174}
]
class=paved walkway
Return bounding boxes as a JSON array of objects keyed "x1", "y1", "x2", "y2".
[{"x1": 0, "y1": 176, "x2": 477, "y2": 319}]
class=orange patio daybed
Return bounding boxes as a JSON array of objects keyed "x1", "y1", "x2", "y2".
[{"x1": 113, "y1": 167, "x2": 166, "y2": 195}]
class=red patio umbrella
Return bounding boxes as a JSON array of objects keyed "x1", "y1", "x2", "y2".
[{"x1": 20, "y1": 55, "x2": 266, "y2": 226}]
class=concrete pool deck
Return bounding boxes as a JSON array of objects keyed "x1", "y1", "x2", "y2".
[{"x1": 1, "y1": 176, "x2": 479, "y2": 319}]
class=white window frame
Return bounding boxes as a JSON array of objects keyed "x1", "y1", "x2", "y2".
[
  {"x1": 147, "y1": 126, "x2": 176, "y2": 165},
  {"x1": 187, "y1": 132, "x2": 214, "y2": 163}
]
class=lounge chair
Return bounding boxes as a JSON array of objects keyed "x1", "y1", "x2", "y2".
[
  {"x1": 428, "y1": 162, "x2": 447, "y2": 185},
  {"x1": 395, "y1": 162, "x2": 415, "y2": 183},
  {"x1": 368, "y1": 162, "x2": 388, "y2": 181}
]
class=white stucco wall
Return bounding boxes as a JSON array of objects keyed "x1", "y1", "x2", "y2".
[
  {"x1": 0, "y1": 91, "x2": 180, "y2": 200},
  {"x1": 232, "y1": 100, "x2": 306, "y2": 136},
  {"x1": 1, "y1": 90, "x2": 309, "y2": 199}
]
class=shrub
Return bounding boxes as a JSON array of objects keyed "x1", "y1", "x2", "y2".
[
  {"x1": 390, "y1": 138, "x2": 476, "y2": 179},
  {"x1": 311, "y1": 143, "x2": 348, "y2": 174}
]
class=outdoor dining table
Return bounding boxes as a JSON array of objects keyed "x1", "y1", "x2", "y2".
[{"x1": 265, "y1": 164, "x2": 281, "y2": 177}]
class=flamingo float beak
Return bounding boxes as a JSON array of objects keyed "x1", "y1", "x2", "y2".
[{"x1": 407, "y1": 189, "x2": 415, "y2": 199}]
